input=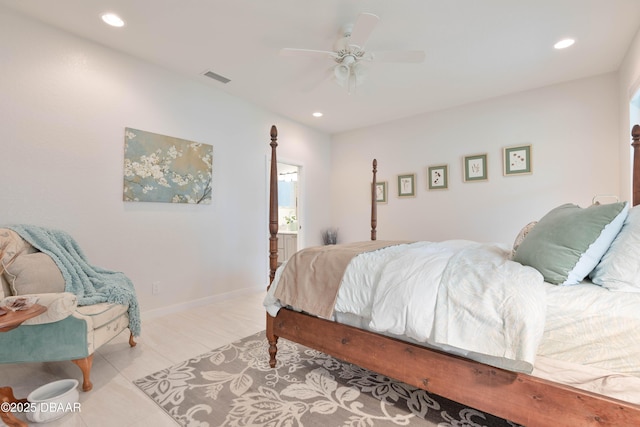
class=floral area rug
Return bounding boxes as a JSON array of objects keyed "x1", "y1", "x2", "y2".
[{"x1": 133, "y1": 331, "x2": 523, "y2": 426}]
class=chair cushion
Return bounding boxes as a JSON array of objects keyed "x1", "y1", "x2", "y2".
[
  {"x1": 0, "y1": 315, "x2": 90, "y2": 363},
  {"x1": 3, "y1": 252, "x2": 65, "y2": 295},
  {"x1": 75, "y1": 302, "x2": 128, "y2": 329}
]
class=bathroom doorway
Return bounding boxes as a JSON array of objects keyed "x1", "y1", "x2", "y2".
[
  {"x1": 630, "y1": 87, "x2": 640, "y2": 196},
  {"x1": 277, "y1": 162, "x2": 301, "y2": 262}
]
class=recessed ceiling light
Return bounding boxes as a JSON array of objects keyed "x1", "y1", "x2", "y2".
[
  {"x1": 312, "y1": 112, "x2": 323, "y2": 118},
  {"x1": 554, "y1": 38, "x2": 575, "y2": 50},
  {"x1": 101, "y1": 13, "x2": 125, "y2": 27}
]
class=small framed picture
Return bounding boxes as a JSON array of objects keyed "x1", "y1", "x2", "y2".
[
  {"x1": 428, "y1": 165, "x2": 448, "y2": 190},
  {"x1": 397, "y1": 174, "x2": 416, "y2": 198},
  {"x1": 503, "y1": 145, "x2": 532, "y2": 176},
  {"x1": 463, "y1": 154, "x2": 488, "y2": 182},
  {"x1": 374, "y1": 181, "x2": 387, "y2": 204}
]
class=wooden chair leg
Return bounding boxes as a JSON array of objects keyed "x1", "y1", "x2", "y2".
[
  {"x1": 70, "y1": 332, "x2": 135, "y2": 392},
  {"x1": 71, "y1": 354, "x2": 94, "y2": 392},
  {"x1": 0, "y1": 387, "x2": 27, "y2": 427}
]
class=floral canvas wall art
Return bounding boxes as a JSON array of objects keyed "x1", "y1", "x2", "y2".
[{"x1": 123, "y1": 128, "x2": 213, "y2": 204}]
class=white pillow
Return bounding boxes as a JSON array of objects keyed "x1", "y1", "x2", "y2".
[
  {"x1": 1, "y1": 293, "x2": 78, "y2": 325},
  {"x1": 566, "y1": 202, "x2": 628, "y2": 285},
  {"x1": 590, "y1": 206, "x2": 640, "y2": 292},
  {"x1": 20, "y1": 292, "x2": 78, "y2": 325}
]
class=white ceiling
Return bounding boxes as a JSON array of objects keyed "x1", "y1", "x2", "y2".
[{"x1": 3, "y1": 0, "x2": 640, "y2": 135}]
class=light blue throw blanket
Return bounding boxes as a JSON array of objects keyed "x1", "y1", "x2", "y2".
[{"x1": 7, "y1": 225, "x2": 141, "y2": 336}]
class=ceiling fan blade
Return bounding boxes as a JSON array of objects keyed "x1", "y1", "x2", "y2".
[
  {"x1": 371, "y1": 50, "x2": 426, "y2": 63},
  {"x1": 298, "y1": 67, "x2": 334, "y2": 93},
  {"x1": 348, "y1": 12, "x2": 380, "y2": 49},
  {"x1": 279, "y1": 48, "x2": 337, "y2": 59}
]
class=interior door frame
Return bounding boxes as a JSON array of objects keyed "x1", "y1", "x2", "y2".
[{"x1": 265, "y1": 156, "x2": 305, "y2": 252}]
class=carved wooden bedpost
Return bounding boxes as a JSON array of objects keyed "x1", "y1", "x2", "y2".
[
  {"x1": 633, "y1": 125, "x2": 640, "y2": 207},
  {"x1": 267, "y1": 125, "x2": 279, "y2": 368},
  {"x1": 268, "y1": 125, "x2": 279, "y2": 286},
  {"x1": 371, "y1": 159, "x2": 377, "y2": 241}
]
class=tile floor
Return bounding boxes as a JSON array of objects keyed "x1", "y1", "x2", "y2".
[{"x1": 1, "y1": 290, "x2": 266, "y2": 426}]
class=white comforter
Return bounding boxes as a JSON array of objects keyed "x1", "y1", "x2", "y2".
[{"x1": 266, "y1": 240, "x2": 546, "y2": 373}]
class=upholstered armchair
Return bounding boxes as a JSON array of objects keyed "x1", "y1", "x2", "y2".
[
  {"x1": 0, "y1": 292, "x2": 135, "y2": 391},
  {"x1": 0, "y1": 226, "x2": 140, "y2": 391}
]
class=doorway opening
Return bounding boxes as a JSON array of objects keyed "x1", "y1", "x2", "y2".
[
  {"x1": 631, "y1": 89, "x2": 640, "y2": 126},
  {"x1": 277, "y1": 162, "x2": 300, "y2": 262},
  {"x1": 630, "y1": 88, "x2": 640, "y2": 196}
]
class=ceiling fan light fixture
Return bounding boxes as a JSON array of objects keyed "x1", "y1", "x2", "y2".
[
  {"x1": 334, "y1": 63, "x2": 350, "y2": 81},
  {"x1": 335, "y1": 61, "x2": 366, "y2": 94},
  {"x1": 334, "y1": 54, "x2": 356, "y2": 82}
]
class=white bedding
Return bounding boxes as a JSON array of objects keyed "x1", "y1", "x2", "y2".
[
  {"x1": 267, "y1": 240, "x2": 546, "y2": 372},
  {"x1": 541, "y1": 281, "x2": 640, "y2": 377},
  {"x1": 264, "y1": 239, "x2": 640, "y2": 405}
]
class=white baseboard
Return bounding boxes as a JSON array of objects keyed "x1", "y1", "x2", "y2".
[{"x1": 141, "y1": 285, "x2": 265, "y2": 321}]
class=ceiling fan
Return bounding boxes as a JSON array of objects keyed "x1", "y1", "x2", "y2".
[{"x1": 280, "y1": 12, "x2": 426, "y2": 93}]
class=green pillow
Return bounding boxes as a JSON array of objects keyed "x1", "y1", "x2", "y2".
[{"x1": 513, "y1": 202, "x2": 628, "y2": 285}]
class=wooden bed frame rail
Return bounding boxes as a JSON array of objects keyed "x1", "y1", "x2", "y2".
[{"x1": 266, "y1": 124, "x2": 640, "y2": 427}]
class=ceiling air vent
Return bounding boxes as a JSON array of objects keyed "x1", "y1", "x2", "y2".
[{"x1": 203, "y1": 70, "x2": 231, "y2": 84}]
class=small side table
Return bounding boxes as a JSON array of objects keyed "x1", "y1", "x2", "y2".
[{"x1": 0, "y1": 304, "x2": 47, "y2": 427}]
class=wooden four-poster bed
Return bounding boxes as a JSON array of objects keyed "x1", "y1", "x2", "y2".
[{"x1": 265, "y1": 124, "x2": 640, "y2": 427}]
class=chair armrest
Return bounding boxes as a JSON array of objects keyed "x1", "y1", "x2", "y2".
[{"x1": 16, "y1": 292, "x2": 78, "y2": 325}]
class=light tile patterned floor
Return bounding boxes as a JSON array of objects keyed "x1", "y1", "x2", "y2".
[{"x1": 0, "y1": 290, "x2": 266, "y2": 426}]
